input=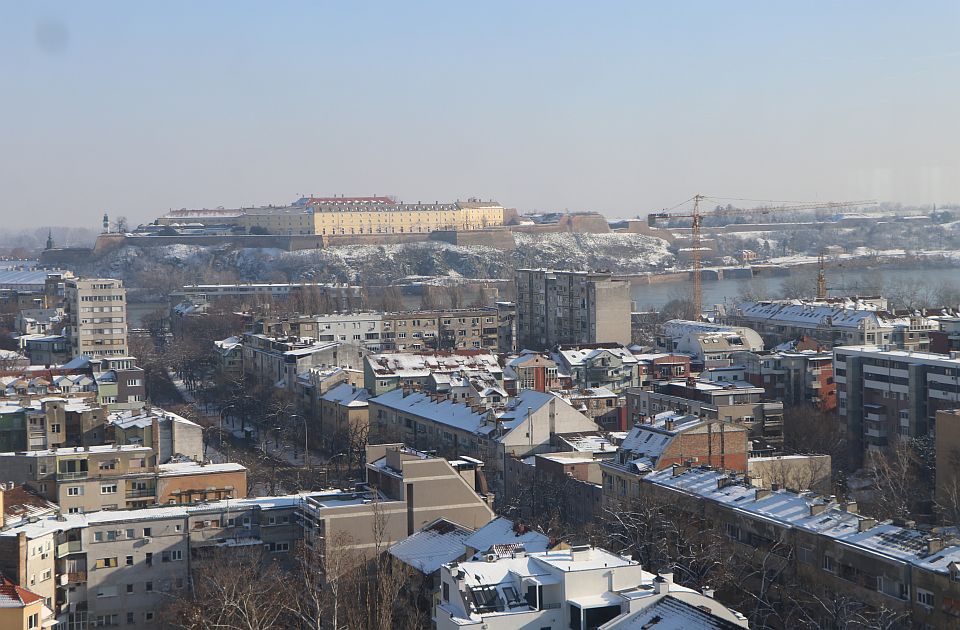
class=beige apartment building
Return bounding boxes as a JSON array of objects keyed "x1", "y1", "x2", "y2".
[
  {"x1": 63, "y1": 278, "x2": 128, "y2": 359},
  {"x1": 0, "y1": 445, "x2": 246, "y2": 513},
  {"x1": 0, "y1": 444, "x2": 495, "y2": 629},
  {"x1": 516, "y1": 269, "x2": 631, "y2": 350}
]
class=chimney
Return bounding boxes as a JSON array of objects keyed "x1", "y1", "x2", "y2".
[
  {"x1": 842, "y1": 500, "x2": 858, "y2": 514},
  {"x1": 653, "y1": 573, "x2": 671, "y2": 594},
  {"x1": 755, "y1": 488, "x2": 771, "y2": 501},
  {"x1": 702, "y1": 586, "x2": 715, "y2": 598},
  {"x1": 857, "y1": 518, "x2": 877, "y2": 532},
  {"x1": 809, "y1": 503, "x2": 827, "y2": 516},
  {"x1": 569, "y1": 544, "x2": 591, "y2": 562},
  {"x1": 926, "y1": 537, "x2": 944, "y2": 555},
  {"x1": 671, "y1": 464, "x2": 688, "y2": 477}
]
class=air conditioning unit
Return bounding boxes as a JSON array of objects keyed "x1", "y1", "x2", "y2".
[
  {"x1": 485, "y1": 553, "x2": 497, "y2": 563},
  {"x1": 143, "y1": 537, "x2": 152, "y2": 543}
]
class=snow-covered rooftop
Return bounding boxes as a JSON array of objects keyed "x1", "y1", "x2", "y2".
[{"x1": 388, "y1": 518, "x2": 474, "y2": 574}]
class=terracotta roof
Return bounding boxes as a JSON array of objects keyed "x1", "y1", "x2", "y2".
[{"x1": 0, "y1": 577, "x2": 42, "y2": 607}]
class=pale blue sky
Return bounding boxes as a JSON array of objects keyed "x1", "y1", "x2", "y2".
[{"x1": 2, "y1": 1, "x2": 959, "y2": 228}]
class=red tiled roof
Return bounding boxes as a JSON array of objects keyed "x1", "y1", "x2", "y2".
[
  {"x1": 307, "y1": 196, "x2": 395, "y2": 204},
  {"x1": 0, "y1": 577, "x2": 42, "y2": 607}
]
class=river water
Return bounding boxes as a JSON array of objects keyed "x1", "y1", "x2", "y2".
[{"x1": 631, "y1": 265, "x2": 960, "y2": 310}]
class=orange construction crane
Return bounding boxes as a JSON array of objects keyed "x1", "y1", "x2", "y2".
[{"x1": 647, "y1": 195, "x2": 874, "y2": 317}]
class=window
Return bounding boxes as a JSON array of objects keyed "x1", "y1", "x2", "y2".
[
  {"x1": 145, "y1": 552, "x2": 153, "y2": 566},
  {"x1": 442, "y1": 582, "x2": 449, "y2": 602},
  {"x1": 94, "y1": 557, "x2": 118, "y2": 569},
  {"x1": 126, "y1": 555, "x2": 134, "y2": 566},
  {"x1": 28, "y1": 613, "x2": 39, "y2": 629},
  {"x1": 99, "y1": 460, "x2": 117, "y2": 471},
  {"x1": 68, "y1": 486, "x2": 82, "y2": 496},
  {"x1": 162, "y1": 550, "x2": 183, "y2": 562},
  {"x1": 798, "y1": 546, "x2": 814, "y2": 565},
  {"x1": 145, "y1": 612, "x2": 154, "y2": 622},
  {"x1": 126, "y1": 529, "x2": 135, "y2": 539},
  {"x1": 145, "y1": 581, "x2": 153, "y2": 592},
  {"x1": 126, "y1": 612, "x2": 135, "y2": 625},
  {"x1": 143, "y1": 528, "x2": 152, "y2": 537},
  {"x1": 101, "y1": 484, "x2": 118, "y2": 495},
  {"x1": 267, "y1": 542, "x2": 290, "y2": 552},
  {"x1": 823, "y1": 554, "x2": 835, "y2": 573},
  {"x1": 126, "y1": 584, "x2": 134, "y2": 593},
  {"x1": 917, "y1": 589, "x2": 935, "y2": 608},
  {"x1": 51, "y1": 423, "x2": 61, "y2": 433},
  {"x1": 42, "y1": 569, "x2": 51, "y2": 581}
]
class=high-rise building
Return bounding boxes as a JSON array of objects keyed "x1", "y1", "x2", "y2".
[
  {"x1": 515, "y1": 269, "x2": 631, "y2": 350},
  {"x1": 64, "y1": 278, "x2": 128, "y2": 359},
  {"x1": 835, "y1": 345, "x2": 960, "y2": 468}
]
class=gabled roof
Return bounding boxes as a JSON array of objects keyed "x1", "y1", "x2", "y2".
[{"x1": 0, "y1": 577, "x2": 42, "y2": 608}]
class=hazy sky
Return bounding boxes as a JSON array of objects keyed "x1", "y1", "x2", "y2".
[{"x1": 2, "y1": 1, "x2": 959, "y2": 229}]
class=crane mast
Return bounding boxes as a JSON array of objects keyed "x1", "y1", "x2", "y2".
[{"x1": 648, "y1": 196, "x2": 875, "y2": 318}]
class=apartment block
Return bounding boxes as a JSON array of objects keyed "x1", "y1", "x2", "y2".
[
  {"x1": 658, "y1": 319, "x2": 765, "y2": 368},
  {"x1": 621, "y1": 465, "x2": 960, "y2": 630},
  {"x1": 554, "y1": 345, "x2": 642, "y2": 394},
  {"x1": 515, "y1": 269, "x2": 631, "y2": 350},
  {"x1": 834, "y1": 346, "x2": 960, "y2": 467},
  {"x1": 363, "y1": 350, "x2": 503, "y2": 396},
  {"x1": 626, "y1": 378, "x2": 784, "y2": 450},
  {"x1": 63, "y1": 279, "x2": 128, "y2": 359},
  {"x1": 724, "y1": 298, "x2": 936, "y2": 351},
  {"x1": 241, "y1": 333, "x2": 368, "y2": 391},
  {"x1": 0, "y1": 396, "x2": 106, "y2": 453},
  {"x1": 369, "y1": 389, "x2": 598, "y2": 493},
  {"x1": 732, "y1": 348, "x2": 837, "y2": 411}
]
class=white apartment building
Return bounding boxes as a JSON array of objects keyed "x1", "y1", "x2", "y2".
[
  {"x1": 64, "y1": 279, "x2": 128, "y2": 359},
  {"x1": 435, "y1": 545, "x2": 747, "y2": 630}
]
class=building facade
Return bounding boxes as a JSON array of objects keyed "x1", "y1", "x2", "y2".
[
  {"x1": 63, "y1": 279, "x2": 128, "y2": 360},
  {"x1": 515, "y1": 269, "x2": 631, "y2": 350},
  {"x1": 834, "y1": 346, "x2": 960, "y2": 467}
]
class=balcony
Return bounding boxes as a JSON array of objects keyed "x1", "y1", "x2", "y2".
[
  {"x1": 57, "y1": 471, "x2": 88, "y2": 481},
  {"x1": 64, "y1": 571, "x2": 87, "y2": 584},
  {"x1": 126, "y1": 488, "x2": 155, "y2": 499},
  {"x1": 56, "y1": 541, "x2": 84, "y2": 557}
]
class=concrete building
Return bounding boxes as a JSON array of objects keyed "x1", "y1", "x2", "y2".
[
  {"x1": 241, "y1": 333, "x2": 368, "y2": 391},
  {"x1": 62, "y1": 279, "x2": 128, "y2": 360},
  {"x1": 732, "y1": 348, "x2": 836, "y2": 411},
  {"x1": 622, "y1": 465, "x2": 960, "y2": 630},
  {"x1": 502, "y1": 352, "x2": 562, "y2": 395},
  {"x1": 724, "y1": 298, "x2": 936, "y2": 351},
  {"x1": 515, "y1": 269, "x2": 632, "y2": 350},
  {"x1": 315, "y1": 381, "x2": 371, "y2": 452},
  {"x1": 0, "y1": 442, "x2": 494, "y2": 629},
  {"x1": 108, "y1": 406, "x2": 204, "y2": 463},
  {"x1": 834, "y1": 346, "x2": 960, "y2": 467},
  {"x1": 554, "y1": 345, "x2": 642, "y2": 394},
  {"x1": 363, "y1": 350, "x2": 503, "y2": 396},
  {"x1": 658, "y1": 319, "x2": 764, "y2": 368},
  {"x1": 0, "y1": 396, "x2": 106, "y2": 453},
  {"x1": 435, "y1": 545, "x2": 746, "y2": 630},
  {"x1": 930, "y1": 317, "x2": 960, "y2": 354},
  {"x1": 369, "y1": 389, "x2": 599, "y2": 492},
  {"x1": 936, "y1": 409, "x2": 960, "y2": 514},
  {"x1": 626, "y1": 378, "x2": 784, "y2": 450}
]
